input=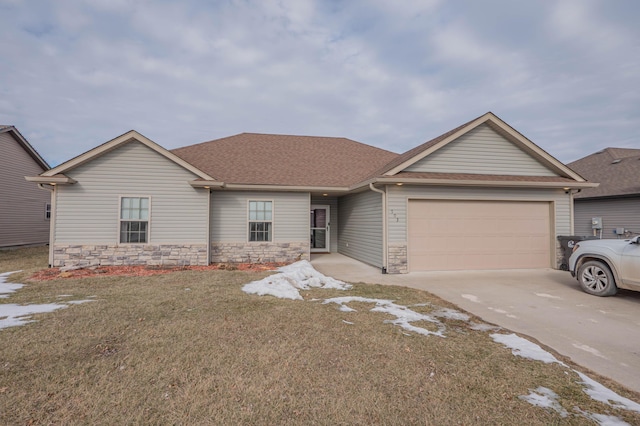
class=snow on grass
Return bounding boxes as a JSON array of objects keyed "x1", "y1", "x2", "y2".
[
  {"x1": 490, "y1": 333, "x2": 566, "y2": 366},
  {"x1": 0, "y1": 271, "x2": 95, "y2": 330},
  {"x1": 323, "y1": 296, "x2": 446, "y2": 337},
  {"x1": 519, "y1": 387, "x2": 568, "y2": 417},
  {"x1": 492, "y1": 332, "x2": 640, "y2": 422},
  {"x1": 576, "y1": 371, "x2": 640, "y2": 413},
  {"x1": 0, "y1": 303, "x2": 69, "y2": 329},
  {"x1": 0, "y1": 271, "x2": 24, "y2": 298},
  {"x1": 242, "y1": 260, "x2": 351, "y2": 300}
]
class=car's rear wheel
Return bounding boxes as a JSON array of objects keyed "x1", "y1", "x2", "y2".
[{"x1": 578, "y1": 260, "x2": 617, "y2": 296}]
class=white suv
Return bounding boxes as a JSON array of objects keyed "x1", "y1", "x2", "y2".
[{"x1": 569, "y1": 236, "x2": 640, "y2": 296}]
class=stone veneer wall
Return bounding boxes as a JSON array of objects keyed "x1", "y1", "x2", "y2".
[
  {"x1": 211, "y1": 242, "x2": 309, "y2": 264},
  {"x1": 387, "y1": 243, "x2": 407, "y2": 274},
  {"x1": 53, "y1": 244, "x2": 208, "y2": 268}
]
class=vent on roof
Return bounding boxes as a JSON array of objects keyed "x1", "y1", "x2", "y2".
[
  {"x1": 612, "y1": 159, "x2": 621, "y2": 164},
  {"x1": 595, "y1": 150, "x2": 605, "y2": 154}
]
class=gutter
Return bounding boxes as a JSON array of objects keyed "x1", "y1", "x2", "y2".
[
  {"x1": 219, "y1": 183, "x2": 350, "y2": 193},
  {"x1": 369, "y1": 183, "x2": 388, "y2": 274},
  {"x1": 351, "y1": 177, "x2": 599, "y2": 191}
]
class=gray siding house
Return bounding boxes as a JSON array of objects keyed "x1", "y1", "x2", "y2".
[
  {"x1": 27, "y1": 112, "x2": 595, "y2": 272},
  {"x1": 569, "y1": 148, "x2": 640, "y2": 239},
  {"x1": 1, "y1": 126, "x2": 51, "y2": 248}
]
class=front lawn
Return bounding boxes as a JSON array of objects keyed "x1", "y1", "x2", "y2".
[{"x1": 1, "y1": 247, "x2": 639, "y2": 425}]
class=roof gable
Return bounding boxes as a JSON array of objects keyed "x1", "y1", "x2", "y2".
[
  {"x1": 0, "y1": 125, "x2": 49, "y2": 171},
  {"x1": 171, "y1": 133, "x2": 398, "y2": 187},
  {"x1": 379, "y1": 112, "x2": 585, "y2": 182},
  {"x1": 569, "y1": 148, "x2": 640, "y2": 199},
  {"x1": 404, "y1": 123, "x2": 559, "y2": 177},
  {"x1": 41, "y1": 130, "x2": 214, "y2": 180}
]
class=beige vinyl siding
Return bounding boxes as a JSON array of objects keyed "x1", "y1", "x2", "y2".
[
  {"x1": 0, "y1": 132, "x2": 50, "y2": 247},
  {"x1": 405, "y1": 124, "x2": 558, "y2": 176},
  {"x1": 311, "y1": 195, "x2": 338, "y2": 252},
  {"x1": 387, "y1": 185, "x2": 570, "y2": 243},
  {"x1": 210, "y1": 191, "x2": 309, "y2": 242},
  {"x1": 337, "y1": 190, "x2": 383, "y2": 268},
  {"x1": 54, "y1": 141, "x2": 208, "y2": 244},
  {"x1": 574, "y1": 197, "x2": 640, "y2": 238}
]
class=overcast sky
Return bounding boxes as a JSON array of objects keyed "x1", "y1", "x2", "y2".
[{"x1": 1, "y1": 0, "x2": 638, "y2": 167}]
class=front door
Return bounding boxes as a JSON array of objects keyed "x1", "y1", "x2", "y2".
[{"x1": 310, "y1": 205, "x2": 330, "y2": 253}]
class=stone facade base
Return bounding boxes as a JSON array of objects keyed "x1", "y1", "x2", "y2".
[
  {"x1": 211, "y1": 242, "x2": 309, "y2": 264},
  {"x1": 387, "y1": 243, "x2": 408, "y2": 274},
  {"x1": 53, "y1": 244, "x2": 208, "y2": 268}
]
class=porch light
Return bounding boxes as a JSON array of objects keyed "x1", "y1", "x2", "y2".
[
  {"x1": 322, "y1": 193, "x2": 328, "y2": 196},
  {"x1": 396, "y1": 183, "x2": 403, "y2": 186}
]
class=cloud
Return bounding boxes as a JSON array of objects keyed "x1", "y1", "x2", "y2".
[{"x1": 0, "y1": 0, "x2": 638, "y2": 166}]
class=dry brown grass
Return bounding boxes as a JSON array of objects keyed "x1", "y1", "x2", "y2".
[{"x1": 1, "y1": 248, "x2": 640, "y2": 425}]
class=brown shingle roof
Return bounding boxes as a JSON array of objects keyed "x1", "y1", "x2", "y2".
[
  {"x1": 569, "y1": 148, "x2": 640, "y2": 199},
  {"x1": 171, "y1": 133, "x2": 398, "y2": 187}
]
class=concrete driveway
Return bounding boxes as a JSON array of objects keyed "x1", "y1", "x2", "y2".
[{"x1": 311, "y1": 253, "x2": 640, "y2": 394}]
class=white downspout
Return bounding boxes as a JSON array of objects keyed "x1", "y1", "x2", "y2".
[
  {"x1": 37, "y1": 183, "x2": 55, "y2": 267},
  {"x1": 369, "y1": 183, "x2": 387, "y2": 273},
  {"x1": 207, "y1": 188, "x2": 212, "y2": 265}
]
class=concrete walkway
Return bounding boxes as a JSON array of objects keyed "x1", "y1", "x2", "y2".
[{"x1": 311, "y1": 253, "x2": 640, "y2": 394}]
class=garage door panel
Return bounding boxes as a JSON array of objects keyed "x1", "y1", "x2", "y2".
[{"x1": 408, "y1": 200, "x2": 551, "y2": 271}]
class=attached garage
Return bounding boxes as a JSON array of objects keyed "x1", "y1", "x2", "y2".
[{"x1": 408, "y1": 199, "x2": 552, "y2": 272}]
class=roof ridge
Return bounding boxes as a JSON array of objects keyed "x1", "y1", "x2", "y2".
[{"x1": 172, "y1": 132, "x2": 398, "y2": 156}]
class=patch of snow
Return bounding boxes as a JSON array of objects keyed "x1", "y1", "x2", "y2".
[
  {"x1": 57, "y1": 295, "x2": 73, "y2": 298},
  {"x1": 490, "y1": 333, "x2": 566, "y2": 366},
  {"x1": 242, "y1": 260, "x2": 351, "y2": 300},
  {"x1": 576, "y1": 371, "x2": 640, "y2": 413},
  {"x1": 575, "y1": 408, "x2": 631, "y2": 426},
  {"x1": 494, "y1": 333, "x2": 640, "y2": 419},
  {"x1": 0, "y1": 271, "x2": 23, "y2": 298},
  {"x1": 587, "y1": 413, "x2": 631, "y2": 426},
  {"x1": 519, "y1": 387, "x2": 568, "y2": 417},
  {"x1": 342, "y1": 320, "x2": 354, "y2": 325},
  {"x1": 324, "y1": 296, "x2": 446, "y2": 337},
  {"x1": 0, "y1": 303, "x2": 68, "y2": 329}
]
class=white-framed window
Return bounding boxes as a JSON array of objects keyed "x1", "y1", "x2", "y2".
[
  {"x1": 248, "y1": 200, "x2": 272, "y2": 242},
  {"x1": 120, "y1": 196, "x2": 150, "y2": 243},
  {"x1": 45, "y1": 203, "x2": 51, "y2": 220}
]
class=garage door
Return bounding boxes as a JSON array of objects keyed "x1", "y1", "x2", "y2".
[{"x1": 408, "y1": 200, "x2": 551, "y2": 271}]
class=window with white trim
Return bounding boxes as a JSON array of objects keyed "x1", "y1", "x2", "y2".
[
  {"x1": 120, "y1": 197, "x2": 149, "y2": 243},
  {"x1": 45, "y1": 203, "x2": 51, "y2": 220},
  {"x1": 248, "y1": 200, "x2": 272, "y2": 242}
]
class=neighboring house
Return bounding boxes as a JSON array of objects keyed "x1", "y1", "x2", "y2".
[
  {"x1": 568, "y1": 148, "x2": 640, "y2": 238},
  {"x1": 1, "y1": 125, "x2": 51, "y2": 248},
  {"x1": 26, "y1": 112, "x2": 595, "y2": 272}
]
